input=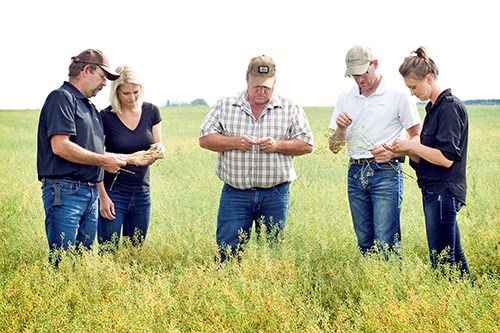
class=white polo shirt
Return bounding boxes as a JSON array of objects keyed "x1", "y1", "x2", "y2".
[{"x1": 329, "y1": 78, "x2": 420, "y2": 159}]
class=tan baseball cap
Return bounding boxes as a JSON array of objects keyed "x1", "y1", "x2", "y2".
[
  {"x1": 344, "y1": 45, "x2": 373, "y2": 77},
  {"x1": 247, "y1": 55, "x2": 276, "y2": 88},
  {"x1": 71, "y1": 49, "x2": 120, "y2": 81}
]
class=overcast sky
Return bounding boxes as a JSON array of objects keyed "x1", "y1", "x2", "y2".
[{"x1": 1, "y1": 0, "x2": 498, "y2": 110}]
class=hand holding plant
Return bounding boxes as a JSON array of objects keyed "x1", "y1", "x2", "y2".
[{"x1": 127, "y1": 145, "x2": 166, "y2": 167}]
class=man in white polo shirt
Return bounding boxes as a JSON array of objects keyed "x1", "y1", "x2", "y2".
[{"x1": 329, "y1": 45, "x2": 421, "y2": 257}]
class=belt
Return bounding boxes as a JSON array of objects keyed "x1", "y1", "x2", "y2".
[
  {"x1": 349, "y1": 157, "x2": 405, "y2": 165},
  {"x1": 249, "y1": 181, "x2": 290, "y2": 191},
  {"x1": 227, "y1": 181, "x2": 289, "y2": 191},
  {"x1": 41, "y1": 177, "x2": 98, "y2": 187}
]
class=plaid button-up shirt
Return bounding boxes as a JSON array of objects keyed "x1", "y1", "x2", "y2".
[{"x1": 199, "y1": 91, "x2": 314, "y2": 189}]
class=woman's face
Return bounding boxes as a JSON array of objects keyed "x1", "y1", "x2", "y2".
[
  {"x1": 403, "y1": 74, "x2": 432, "y2": 101},
  {"x1": 117, "y1": 83, "x2": 141, "y2": 108}
]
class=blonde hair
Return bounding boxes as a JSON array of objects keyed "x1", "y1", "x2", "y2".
[
  {"x1": 109, "y1": 66, "x2": 144, "y2": 113},
  {"x1": 399, "y1": 46, "x2": 439, "y2": 80}
]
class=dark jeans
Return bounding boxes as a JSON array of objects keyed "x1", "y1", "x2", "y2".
[
  {"x1": 422, "y1": 186, "x2": 471, "y2": 277},
  {"x1": 216, "y1": 182, "x2": 290, "y2": 262}
]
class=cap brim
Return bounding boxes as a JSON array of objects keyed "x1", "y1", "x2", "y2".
[
  {"x1": 249, "y1": 75, "x2": 275, "y2": 88},
  {"x1": 98, "y1": 65, "x2": 120, "y2": 81},
  {"x1": 344, "y1": 62, "x2": 371, "y2": 77}
]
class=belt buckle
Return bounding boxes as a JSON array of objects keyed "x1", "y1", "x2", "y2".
[{"x1": 390, "y1": 157, "x2": 405, "y2": 164}]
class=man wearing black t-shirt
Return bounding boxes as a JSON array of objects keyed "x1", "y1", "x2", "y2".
[{"x1": 37, "y1": 49, "x2": 126, "y2": 264}]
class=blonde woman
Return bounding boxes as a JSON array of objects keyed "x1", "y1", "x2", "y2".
[{"x1": 97, "y1": 66, "x2": 165, "y2": 249}]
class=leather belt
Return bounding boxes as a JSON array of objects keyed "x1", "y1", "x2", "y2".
[
  {"x1": 41, "y1": 177, "x2": 97, "y2": 187},
  {"x1": 349, "y1": 157, "x2": 405, "y2": 165}
]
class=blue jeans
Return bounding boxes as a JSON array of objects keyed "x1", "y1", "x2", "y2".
[
  {"x1": 347, "y1": 161, "x2": 403, "y2": 254},
  {"x1": 422, "y1": 187, "x2": 471, "y2": 277},
  {"x1": 216, "y1": 182, "x2": 290, "y2": 261},
  {"x1": 98, "y1": 190, "x2": 151, "y2": 248},
  {"x1": 42, "y1": 179, "x2": 99, "y2": 258}
]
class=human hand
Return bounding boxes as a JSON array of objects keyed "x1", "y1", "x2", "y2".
[
  {"x1": 370, "y1": 146, "x2": 393, "y2": 163},
  {"x1": 382, "y1": 138, "x2": 411, "y2": 155},
  {"x1": 256, "y1": 137, "x2": 277, "y2": 153},
  {"x1": 149, "y1": 143, "x2": 166, "y2": 159},
  {"x1": 99, "y1": 194, "x2": 115, "y2": 220},
  {"x1": 237, "y1": 135, "x2": 257, "y2": 152},
  {"x1": 127, "y1": 145, "x2": 166, "y2": 166},
  {"x1": 127, "y1": 151, "x2": 153, "y2": 167},
  {"x1": 102, "y1": 153, "x2": 127, "y2": 173},
  {"x1": 336, "y1": 112, "x2": 353, "y2": 130}
]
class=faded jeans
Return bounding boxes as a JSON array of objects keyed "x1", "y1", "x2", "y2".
[
  {"x1": 41, "y1": 178, "x2": 98, "y2": 262},
  {"x1": 216, "y1": 182, "x2": 290, "y2": 261},
  {"x1": 347, "y1": 161, "x2": 403, "y2": 254},
  {"x1": 97, "y1": 190, "x2": 151, "y2": 248}
]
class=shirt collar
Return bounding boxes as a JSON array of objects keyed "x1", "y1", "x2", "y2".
[
  {"x1": 426, "y1": 88, "x2": 452, "y2": 113},
  {"x1": 235, "y1": 90, "x2": 282, "y2": 110},
  {"x1": 355, "y1": 76, "x2": 386, "y2": 98}
]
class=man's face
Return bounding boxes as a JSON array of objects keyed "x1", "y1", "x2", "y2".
[
  {"x1": 86, "y1": 66, "x2": 107, "y2": 98},
  {"x1": 352, "y1": 62, "x2": 376, "y2": 93},
  {"x1": 247, "y1": 77, "x2": 274, "y2": 106}
]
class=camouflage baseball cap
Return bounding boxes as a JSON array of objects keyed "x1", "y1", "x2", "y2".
[{"x1": 247, "y1": 55, "x2": 276, "y2": 88}]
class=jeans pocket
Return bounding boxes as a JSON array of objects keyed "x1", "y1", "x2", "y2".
[
  {"x1": 453, "y1": 198, "x2": 463, "y2": 212},
  {"x1": 221, "y1": 183, "x2": 234, "y2": 194},
  {"x1": 439, "y1": 191, "x2": 456, "y2": 223},
  {"x1": 273, "y1": 182, "x2": 290, "y2": 195}
]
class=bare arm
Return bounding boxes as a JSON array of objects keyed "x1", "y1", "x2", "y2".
[
  {"x1": 199, "y1": 133, "x2": 256, "y2": 152},
  {"x1": 256, "y1": 137, "x2": 313, "y2": 156},
  {"x1": 329, "y1": 128, "x2": 347, "y2": 154},
  {"x1": 97, "y1": 182, "x2": 115, "y2": 220},
  {"x1": 152, "y1": 122, "x2": 163, "y2": 144},
  {"x1": 200, "y1": 133, "x2": 312, "y2": 156},
  {"x1": 383, "y1": 123, "x2": 453, "y2": 168},
  {"x1": 51, "y1": 134, "x2": 126, "y2": 173},
  {"x1": 328, "y1": 111, "x2": 352, "y2": 154},
  {"x1": 404, "y1": 124, "x2": 422, "y2": 162},
  {"x1": 407, "y1": 142, "x2": 453, "y2": 167},
  {"x1": 147, "y1": 122, "x2": 166, "y2": 162},
  {"x1": 371, "y1": 124, "x2": 421, "y2": 163}
]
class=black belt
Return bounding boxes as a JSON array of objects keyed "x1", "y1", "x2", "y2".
[
  {"x1": 249, "y1": 181, "x2": 290, "y2": 191},
  {"x1": 349, "y1": 157, "x2": 405, "y2": 165},
  {"x1": 227, "y1": 181, "x2": 289, "y2": 191},
  {"x1": 41, "y1": 177, "x2": 98, "y2": 187}
]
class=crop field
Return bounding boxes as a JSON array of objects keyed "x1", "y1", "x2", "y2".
[{"x1": 0, "y1": 105, "x2": 498, "y2": 332}]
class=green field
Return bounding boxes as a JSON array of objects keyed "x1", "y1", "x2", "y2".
[{"x1": 0, "y1": 105, "x2": 498, "y2": 332}]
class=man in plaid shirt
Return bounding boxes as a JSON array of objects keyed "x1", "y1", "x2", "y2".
[{"x1": 199, "y1": 55, "x2": 314, "y2": 262}]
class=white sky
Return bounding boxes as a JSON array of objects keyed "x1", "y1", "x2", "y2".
[{"x1": 1, "y1": 0, "x2": 498, "y2": 110}]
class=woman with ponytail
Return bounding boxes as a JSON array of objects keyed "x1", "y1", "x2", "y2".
[{"x1": 383, "y1": 47, "x2": 471, "y2": 278}]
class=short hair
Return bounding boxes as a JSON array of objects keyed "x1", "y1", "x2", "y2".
[
  {"x1": 68, "y1": 62, "x2": 98, "y2": 78},
  {"x1": 399, "y1": 46, "x2": 439, "y2": 80},
  {"x1": 109, "y1": 66, "x2": 144, "y2": 114}
]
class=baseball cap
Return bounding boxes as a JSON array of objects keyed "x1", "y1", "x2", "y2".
[
  {"x1": 247, "y1": 55, "x2": 276, "y2": 88},
  {"x1": 344, "y1": 45, "x2": 374, "y2": 77},
  {"x1": 71, "y1": 49, "x2": 120, "y2": 81}
]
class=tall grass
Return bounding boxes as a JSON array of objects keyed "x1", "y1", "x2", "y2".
[{"x1": 0, "y1": 105, "x2": 498, "y2": 332}]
